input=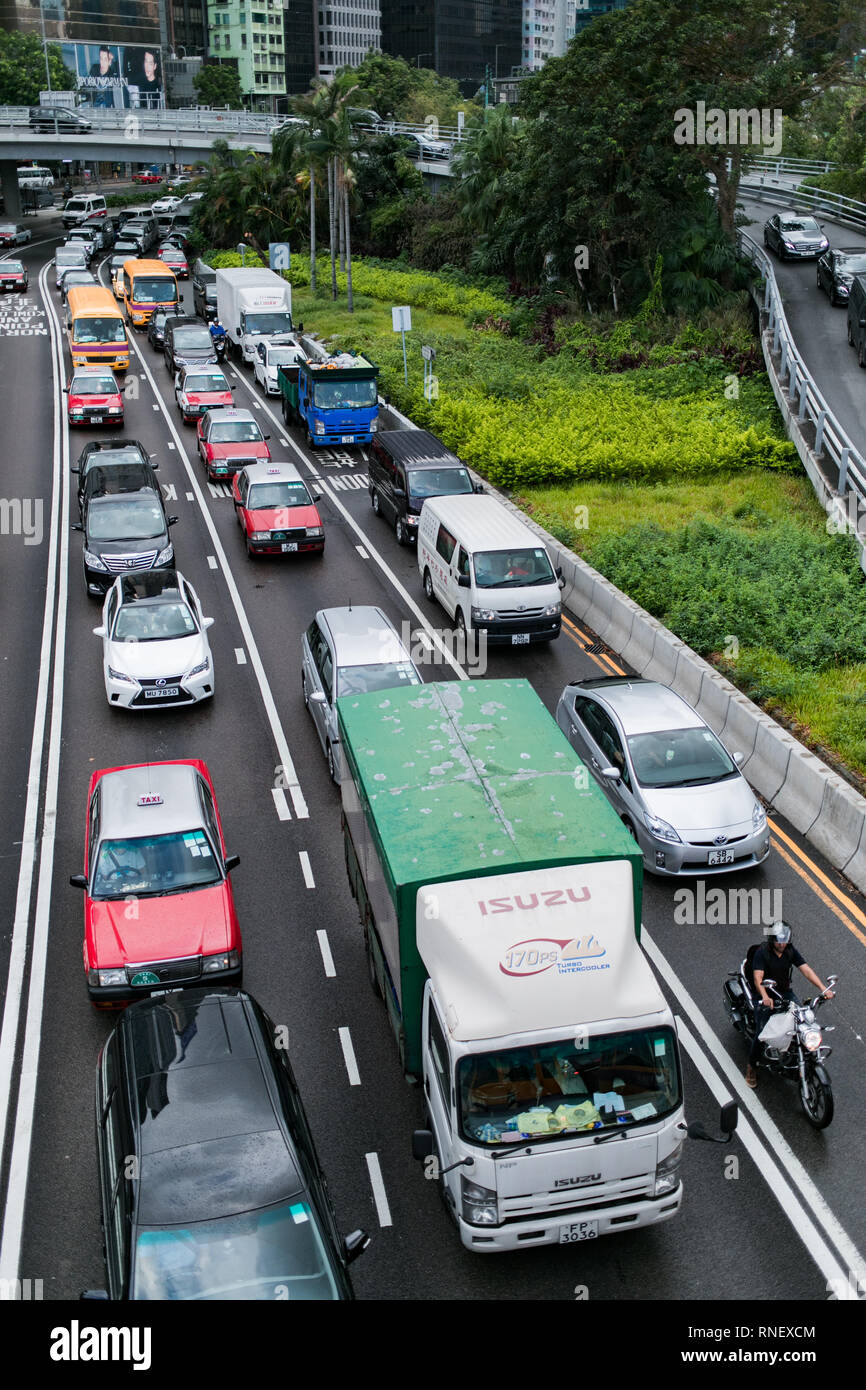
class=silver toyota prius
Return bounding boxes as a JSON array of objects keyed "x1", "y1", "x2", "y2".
[{"x1": 555, "y1": 677, "x2": 770, "y2": 876}]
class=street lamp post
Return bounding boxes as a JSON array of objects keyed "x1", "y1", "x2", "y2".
[{"x1": 414, "y1": 52, "x2": 434, "y2": 69}]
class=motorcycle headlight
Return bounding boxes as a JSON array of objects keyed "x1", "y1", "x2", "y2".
[
  {"x1": 471, "y1": 606, "x2": 497, "y2": 624},
  {"x1": 155, "y1": 544, "x2": 174, "y2": 565},
  {"x1": 654, "y1": 1141, "x2": 684, "y2": 1197},
  {"x1": 202, "y1": 949, "x2": 240, "y2": 973},
  {"x1": 644, "y1": 812, "x2": 681, "y2": 843},
  {"x1": 752, "y1": 801, "x2": 766, "y2": 831},
  {"x1": 460, "y1": 1175, "x2": 498, "y2": 1226},
  {"x1": 801, "y1": 1028, "x2": 822, "y2": 1052},
  {"x1": 186, "y1": 657, "x2": 210, "y2": 678},
  {"x1": 108, "y1": 666, "x2": 136, "y2": 685},
  {"x1": 83, "y1": 549, "x2": 108, "y2": 572},
  {"x1": 314, "y1": 420, "x2": 325, "y2": 435}
]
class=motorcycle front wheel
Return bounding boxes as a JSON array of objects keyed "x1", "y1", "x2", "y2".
[{"x1": 800, "y1": 1064, "x2": 834, "y2": 1129}]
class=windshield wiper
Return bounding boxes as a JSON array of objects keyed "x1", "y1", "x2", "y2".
[{"x1": 593, "y1": 1126, "x2": 629, "y2": 1144}]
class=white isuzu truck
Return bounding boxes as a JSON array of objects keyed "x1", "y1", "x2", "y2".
[{"x1": 215, "y1": 267, "x2": 294, "y2": 365}]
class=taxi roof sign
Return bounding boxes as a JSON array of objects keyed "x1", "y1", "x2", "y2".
[{"x1": 137, "y1": 793, "x2": 163, "y2": 806}]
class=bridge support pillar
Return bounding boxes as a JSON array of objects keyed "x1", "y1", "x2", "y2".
[{"x1": 0, "y1": 162, "x2": 23, "y2": 220}]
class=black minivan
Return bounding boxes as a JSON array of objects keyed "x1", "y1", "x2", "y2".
[
  {"x1": 74, "y1": 480, "x2": 177, "y2": 596},
  {"x1": 846, "y1": 275, "x2": 866, "y2": 367},
  {"x1": 164, "y1": 315, "x2": 217, "y2": 374},
  {"x1": 368, "y1": 428, "x2": 481, "y2": 545},
  {"x1": 86, "y1": 989, "x2": 369, "y2": 1301}
]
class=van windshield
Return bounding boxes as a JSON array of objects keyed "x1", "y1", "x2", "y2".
[
  {"x1": 131, "y1": 276, "x2": 177, "y2": 304},
  {"x1": 458, "y1": 1028, "x2": 681, "y2": 1147},
  {"x1": 407, "y1": 467, "x2": 473, "y2": 500},
  {"x1": 473, "y1": 548, "x2": 555, "y2": 588},
  {"x1": 73, "y1": 318, "x2": 127, "y2": 344}
]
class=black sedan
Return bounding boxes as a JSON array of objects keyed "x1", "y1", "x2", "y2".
[
  {"x1": 764, "y1": 212, "x2": 829, "y2": 260},
  {"x1": 816, "y1": 246, "x2": 866, "y2": 306},
  {"x1": 72, "y1": 438, "x2": 155, "y2": 515},
  {"x1": 87, "y1": 989, "x2": 370, "y2": 1300},
  {"x1": 29, "y1": 105, "x2": 92, "y2": 134},
  {"x1": 147, "y1": 305, "x2": 184, "y2": 351}
]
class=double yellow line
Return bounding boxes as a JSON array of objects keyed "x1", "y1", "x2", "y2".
[{"x1": 561, "y1": 614, "x2": 866, "y2": 948}]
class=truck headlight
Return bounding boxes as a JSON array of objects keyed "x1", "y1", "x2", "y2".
[
  {"x1": 203, "y1": 949, "x2": 240, "y2": 973},
  {"x1": 654, "y1": 1141, "x2": 683, "y2": 1197},
  {"x1": 88, "y1": 967, "x2": 127, "y2": 988},
  {"x1": 471, "y1": 607, "x2": 497, "y2": 624},
  {"x1": 370, "y1": 415, "x2": 379, "y2": 430},
  {"x1": 460, "y1": 1175, "x2": 498, "y2": 1226},
  {"x1": 83, "y1": 549, "x2": 108, "y2": 572},
  {"x1": 644, "y1": 812, "x2": 681, "y2": 843},
  {"x1": 314, "y1": 420, "x2": 325, "y2": 435}
]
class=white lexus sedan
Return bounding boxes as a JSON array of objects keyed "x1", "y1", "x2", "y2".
[{"x1": 93, "y1": 569, "x2": 215, "y2": 710}]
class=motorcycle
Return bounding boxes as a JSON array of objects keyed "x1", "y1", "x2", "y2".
[
  {"x1": 210, "y1": 329, "x2": 227, "y2": 363},
  {"x1": 724, "y1": 952, "x2": 838, "y2": 1129}
]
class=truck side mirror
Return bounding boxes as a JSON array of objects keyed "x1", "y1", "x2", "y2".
[{"x1": 412, "y1": 1129, "x2": 434, "y2": 1161}]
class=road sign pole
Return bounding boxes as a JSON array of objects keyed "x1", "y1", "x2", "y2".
[{"x1": 401, "y1": 328, "x2": 408, "y2": 384}]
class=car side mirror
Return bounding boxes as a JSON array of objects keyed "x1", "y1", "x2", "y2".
[
  {"x1": 474, "y1": 483, "x2": 484, "y2": 493},
  {"x1": 92, "y1": 626, "x2": 106, "y2": 638},
  {"x1": 69, "y1": 874, "x2": 87, "y2": 889},
  {"x1": 297, "y1": 322, "x2": 304, "y2": 332},
  {"x1": 310, "y1": 690, "x2": 326, "y2": 705},
  {"x1": 224, "y1": 853, "x2": 240, "y2": 872},
  {"x1": 312, "y1": 491, "x2": 321, "y2": 502},
  {"x1": 555, "y1": 565, "x2": 563, "y2": 579},
  {"x1": 70, "y1": 465, "x2": 80, "y2": 473},
  {"x1": 733, "y1": 750, "x2": 744, "y2": 764},
  {"x1": 202, "y1": 616, "x2": 215, "y2": 629},
  {"x1": 343, "y1": 1230, "x2": 371, "y2": 1265},
  {"x1": 263, "y1": 434, "x2": 270, "y2": 441},
  {"x1": 234, "y1": 327, "x2": 241, "y2": 337},
  {"x1": 457, "y1": 574, "x2": 470, "y2": 588},
  {"x1": 167, "y1": 515, "x2": 179, "y2": 526},
  {"x1": 71, "y1": 522, "x2": 83, "y2": 532},
  {"x1": 600, "y1": 766, "x2": 621, "y2": 781},
  {"x1": 412, "y1": 1129, "x2": 435, "y2": 1161}
]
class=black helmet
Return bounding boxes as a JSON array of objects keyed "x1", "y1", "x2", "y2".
[{"x1": 768, "y1": 920, "x2": 792, "y2": 946}]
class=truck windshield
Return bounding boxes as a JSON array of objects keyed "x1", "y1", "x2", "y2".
[
  {"x1": 473, "y1": 548, "x2": 555, "y2": 588},
  {"x1": 313, "y1": 379, "x2": 377, "y2": 410},
  {"x1": 132, "y1": 276, "x2": 176, "y2": 304},
  {"x1": 407, "y1": 467, "x2": 473, "y2": 500},
  {"x1": 91, "y1": 830, "x2": 221, "y2": 898},
  {"x1": 73, "y1": 318, "x2": 127, "y2": 344},
  {"x1": 243, "y1": 311, "x2": 293, "y2": 335},
  {"x1": 458, "y1": 1028, "x2": 681, "y2": 1146}
]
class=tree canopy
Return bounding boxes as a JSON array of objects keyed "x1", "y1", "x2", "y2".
[
  {"x1": 0, "y1": 32, "x2": 76, "y2": 106},
  {"x1": 193, "y1": 63, "x2": 243, "y2": 110}
]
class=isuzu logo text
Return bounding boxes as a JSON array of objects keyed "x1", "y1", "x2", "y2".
[
  {"x1": 477, "y1": 886, "x2": 590, "y2": 915},
  {"x1": 499, "y1": 935, "x2": 608, "y2": 978}
]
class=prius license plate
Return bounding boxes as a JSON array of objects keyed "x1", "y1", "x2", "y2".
[
  {"x1": 708, "y1": 849, "x2": 734, "y2": 865},
  {"x1": 511, "y1": 633, "x2": 530, "y2": 645},
  {"x1": 281, "y1": 542, "x2": 298, "y2": 552},
  {"x1": 560, "y1": 1221, "x2": 598, "y2": 1244},
  {"x1": 144, "y1": 686, "x2": 179, "y2": 699},
  {"x1": 341, "y1": 435, "x2": 354, "y2": 443}
]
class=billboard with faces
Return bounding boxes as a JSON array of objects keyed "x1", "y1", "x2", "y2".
[{"x1": 61, "y1": 42, "x2": 164, "y2": 109}]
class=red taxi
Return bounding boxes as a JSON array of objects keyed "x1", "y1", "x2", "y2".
[
  {"x1": 196, "y1": 407, "x2": 270, "y2": 481},
  {"x1": 65, "y1": 366, "x2": 124, "y2": 427},
  {"x1": 157, "y1": 245, "x2": 189, "y2": 278},
  {"x1": 0, "y1": 259, "x2": 28, "y2": 293},
  {"x1": 232, "y1": 462, "x2": 325, "y2": 558},
  {"x1": 132, "y1": 172, "x2": 163, "y2": 184},
  {"x1": 174, "y1": 364, "x2": 233, "y2": 425},
  {"x1": 70, "y1": 759, "x2": 242, "y2": 1007}
]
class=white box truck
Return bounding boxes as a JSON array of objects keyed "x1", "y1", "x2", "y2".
[{"x1": 215, "y1": 267, "x2": 294, "y2": 365}]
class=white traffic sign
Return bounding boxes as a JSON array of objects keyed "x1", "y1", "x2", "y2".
[{"x1": 392, "y1": 305, "x2": 412, "y2": 333}]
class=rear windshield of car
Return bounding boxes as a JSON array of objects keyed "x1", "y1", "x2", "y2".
[
  {"x1": 57, "y1": 248, "x2": 87, "y2": 265},
  {"x1": 838, "y1": 253, "x2": 866, "y2": 274},
  {"x1": 87, "y1": 498, "x2": 165, "y2": 542},
  {"x1": 71, "y1": 374, "x2": 117, "y2": 395},
  {"x1": 337, "y1": 661, "x2": 420, "y2": 697},
  {"x1": 210, "y1": 422, "x2": 262, "y2": 443},
  {"x1": 82, "y1": 448, "x2": 147, "y2": 474},
  {"x1": 626, "y1": 727, "x2": 738, "y2": 789},
  {"x1": 247, "y1": 482, "x2": 311, "y2": 509}
]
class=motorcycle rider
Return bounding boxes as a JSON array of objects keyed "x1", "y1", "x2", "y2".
[
  {"x1": 745, "y1": 920, "x2": 834, "y2": 1088},
  {"x1": 209, "y1": 317, "x2": 227, "y2": 346}
]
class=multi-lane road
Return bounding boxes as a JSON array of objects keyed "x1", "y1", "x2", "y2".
[{"x1": 0, "y1": 208, "x2": 864, "y2": 1304}]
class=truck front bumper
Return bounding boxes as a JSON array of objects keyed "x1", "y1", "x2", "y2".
[
  {"x1": 457, "y1": 1184, "x2": 683, "y2": 1252},
  {"x1": 310, "y1": 432, "x2": 373, "y2": 447}
]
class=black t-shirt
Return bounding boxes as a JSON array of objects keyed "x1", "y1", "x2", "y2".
[{"x1": 753, "y1": 943, "x2": 804, "y2": 993}]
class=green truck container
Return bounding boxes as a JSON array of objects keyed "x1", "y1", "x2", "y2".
[{"x1": 338, "y1": 678, "x2": 643, "y2": 1077}]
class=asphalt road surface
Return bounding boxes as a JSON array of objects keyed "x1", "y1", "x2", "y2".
[{"x1": 0, "y1": 217, "x2": 864, "y2": 1306}]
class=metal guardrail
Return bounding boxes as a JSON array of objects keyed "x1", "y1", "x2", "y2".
[
  {"x1": 739, "y1": 173, "x2": 866, "y2": 234},
  {"x1": 737, "y1": 228, "x2": 866, "y2": 550},
  {"x1": 0, "y1": 105, "x2": 280, "y2": 138},
  {"x1": 744, "y1": 156, "x2": 836, "y2": 176}
]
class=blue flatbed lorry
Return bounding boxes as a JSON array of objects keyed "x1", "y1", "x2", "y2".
[{"x1": 277, "y1": 351, "x2": 379, "y2": 447}]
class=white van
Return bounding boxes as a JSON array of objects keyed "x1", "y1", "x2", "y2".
[
  {"x1": 54, "y1": 243, "x2": 89, "y2": 289},
  {"x1": 17, "y1": 166, "x2": 55, "y2": 190},
  {"x1": 62, "y1": 194, "x2": 107, "y2": 229},
  {"x1": 417, "y1": 493, "x2": 563, "y2": 645}
]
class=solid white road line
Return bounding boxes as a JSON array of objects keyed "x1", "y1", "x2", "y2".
[
  {"x1": 299, "y1": 851, "x2": 315, "y2": 888},
  {"x1": 0, "y1": 261, "x2": 63, "y2": 1200},
  {"x1": 643, "y1": 931, "x2": 866, "y2": 1297},
  {"x1": 365, "y1": 1152, "x2": 393, "y2": 1228},
  {"x1": 227, "y1": 369, "x2": 469, "y2": 679},
  {"x1": 0, "y1": 265, "x2": 71, "y2": 1282},
  {"x1": 338, "y1": 1027, "x2": 361, "y2": 1086},
  {"x1": 113, "y1": 303, "x2": 311, "y2": 818},
  {"x1": 316, "y1": 930, "x2": 336, "y2": 977},
  {"x1": 675, "y1": 1015, "x2": 857, "y2": 1299},
  {"x1": 271, "y1": 787, "x2": 291, "y2": 821}
]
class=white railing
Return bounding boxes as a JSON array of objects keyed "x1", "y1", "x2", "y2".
[
  {"x1": 743, "y1": 156, "x2": 836, "y2": 177},
  {"x1": 738, "y1": 228, "x2": 866, "y2": 557},
  {"x1": 739, "y1": 172, "x2": 866, "y2": 233}
]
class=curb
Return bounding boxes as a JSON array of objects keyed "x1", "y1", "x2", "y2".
[{"x1": 375, "y1": 401, "x2": 866, "y2": 895}]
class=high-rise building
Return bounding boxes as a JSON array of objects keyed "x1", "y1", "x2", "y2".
[
  {"x1": 167, "y1": 0, "x2": 210, "y2": 57},
  {"x1": 380, "y1": 0, "x2": 522, "y2": 91},
  {"x1": 207, "y1": 0, "x2": 287, "y2": 111},
  {"x1": 572, "y1": 0, "x2": 630, "y2": 36},
  {"x1": 520, "y1": 1, "x2": 575, "y2": 71},
  {"x1": 284, "y1": 0, "x2": 317, "y2": 93},
  {"x1": 314, "y1": 1, "x2": 381, "y2": 82}
]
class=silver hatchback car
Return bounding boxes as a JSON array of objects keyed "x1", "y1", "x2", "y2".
[
  {"x1": 555, "y1": 677, "x2": 770, "y2": 876},
  {"x1": 301, "y1": 606, "x2": 423, "y2": 782}
]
